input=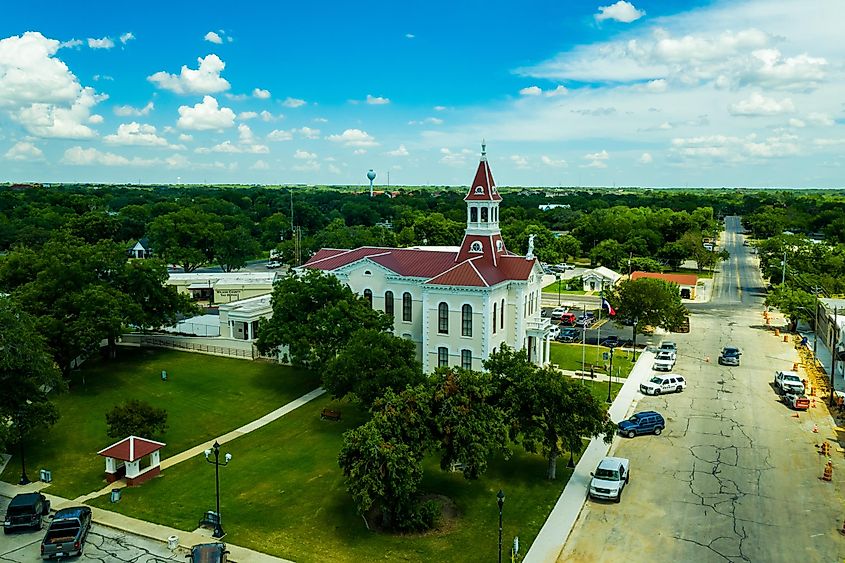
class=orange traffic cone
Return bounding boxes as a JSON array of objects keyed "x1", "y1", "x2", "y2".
[
  {"x1": 823, "y1": 462, "x2": 833, "y2": 482},
  {"x1": 812, "y1": 398, "x2": 817, "y2": 408},
  {"x1": 813, "y1": 423, "x2": 819, "y2": 433},
  {"x1": 793, "y1": 362, "x2": 799, "y2": 370}
]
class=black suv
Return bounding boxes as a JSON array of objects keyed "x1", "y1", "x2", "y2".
[{"x1": 3, "y1": 492, "x2": 50, "y2": 533}]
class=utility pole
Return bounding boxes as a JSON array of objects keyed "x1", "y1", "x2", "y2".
[
  {"x1": 832, "y1": 306, "x2": 839, "y2": 406},
  {"x1": 813, "y1": 287, "x2": 821, "y2": 358},
  {"x1": 782, "y1": 250, "x2": 787, "y2": 285}
]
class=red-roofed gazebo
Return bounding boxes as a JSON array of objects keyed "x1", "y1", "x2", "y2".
[{"x1": 97, "y1": 436, "x2": 165, "y2": 486}]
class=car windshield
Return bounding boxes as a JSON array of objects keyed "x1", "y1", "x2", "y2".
[
  {"x1": 784, "y1": 374, "x2": 801, "y2": 382},
  {"x1": 595, "y1": 468, "x2": 620, "y2": 481},
  {"x1": 649, "y1": 377, "x2": 664, "y2": 384},
  {"x1": 656, "y1": 353, "x2": 671, "y2": 360},
  {"x1": 723, "y1": 348, "x2": 739, "y2": 356}
]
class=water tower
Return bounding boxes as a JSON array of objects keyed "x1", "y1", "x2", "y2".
[{"x1": 367, "y1": 169, "x2": 376, "y2": 197}]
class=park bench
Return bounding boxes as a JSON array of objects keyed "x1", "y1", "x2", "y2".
[
  {"x1": 198, "y1": 510, "x2": 220, "y2": 529},
  {"x1": 320, "y1": 408, "x2": 341, "y2": 421}
]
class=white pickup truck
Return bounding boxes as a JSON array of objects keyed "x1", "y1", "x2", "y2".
[
  {"x1": 652, "y1": 351, "x2": 676, "y2": 371},
  {"x1": 774, "y1": 370, "x2": 805, "y2": 395},
  {"x1": 588, "y1": 456, "x2": 630, "y2": 503}
]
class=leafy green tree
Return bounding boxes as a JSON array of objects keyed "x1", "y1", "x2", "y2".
[
  {"x1": 607, "y1": 278, "x2": 687, "y2": 349},
  {"x1": 257, "y1": 270, "x2": 392, "y2": 368},
  {"x1": 105, "y1": 399, "x2": 168, "y2": 439},
  {"x1": 657, "y1": 241, "x2": 688, "y2": 270},
  {"x1": 485, "y1": 347, "x2": 614, "y2": 479},
  {"x1": 258, "y1": 212, "x2": 291, "y2": 249},
  {"x1": 324, "y1": 329, "x2": 423, "y2": 407},
  {"x1": 429, "y1": 367, "x2": 509, "y2": 480},
  {"x1": 214, "y1": 226, "x2": 260, "y2": 271},
  {"x1": 765, "y1": 286, "x2": 816, "y2": 331},
  {"x1": 556, "y1": 234, "x2": 582, "y2": 261},
  {"x1": 338, "y1": 418, "x2": 425, "y2": 531},
  {"x1": 629, "y1": 257, "x2": 663, "y2": 273},
  {"x1": 0, "y1": 297, "x2": 64, "y2": 479},
  {"x1": 147, "y1": 207, "x2": 222, "y2": 271},
  {"x1": 590, "y1": 239, "x2": 626, "y2": 270}
]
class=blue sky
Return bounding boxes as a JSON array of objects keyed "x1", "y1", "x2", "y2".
[{"x1": 2, "y1": 0, "x2": 843, "y2": 187}]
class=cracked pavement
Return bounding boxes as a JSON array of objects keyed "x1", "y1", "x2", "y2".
[{"x1": 560, "y1": 217, "x2": 845, "y2": 563}]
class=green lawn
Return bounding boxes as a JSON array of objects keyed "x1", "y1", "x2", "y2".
[
  {"x1": 1, "y1": 348, "x2": 320, "y2": 499},
  {"x1": 541, "y1": 281, "x2": 586, "y2": 295},
  {"x1": 91, "y1": 395, "x2": 580, "y2": 563},
  {"x1": 549, "y1": 342, "x2": 636, "y2": 378}
]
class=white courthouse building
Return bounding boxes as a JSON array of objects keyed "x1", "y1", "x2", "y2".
[{"x1": 302, "y1": 146, "x2": 552, "y2": 373}]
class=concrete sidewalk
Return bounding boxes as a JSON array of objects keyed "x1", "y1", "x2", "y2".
[
  {"x1": 0, "y1": 481, "x2": 292, "y2": 562},
  {"x1": 524, "y1": 349, "x2": 656, "y2": 563}
]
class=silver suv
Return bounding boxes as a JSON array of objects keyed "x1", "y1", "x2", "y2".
[{"x1": 718, "y1": 346, "x2": 741, "y2": 366}]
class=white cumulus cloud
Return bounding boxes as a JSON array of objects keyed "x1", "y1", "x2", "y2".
[
  {"x1": 253, "y1": 88, "x2": 271, "y2": 99},
  {"x1": 327, "y1": 128, "x2": 378, "y2": 147},
  {"x1": 294, "y1": 149, "x2": 317, "y2": 160},
  {"x1": 204, "y1": 32, "x2": 223, "y2": 44},
  {"x1": 62, "y1": 146, "x2": 156, "y2": 166},
  {"x1": 113, "y1": 101, "x2": 154, "y2": 116},
  {"x1": 366, "y1": 94, "x2": 390, "y2": 105},
  {"x1": 541, "y1": 155, "x2": 567, "y2": 167},
  {"x1": 4, "y1": 141, "x2": 44, "y2": 161},
  {"x1": 519, "y1": 86, "x2": 542, "y2": 96},
  {"x1": 639, "y1": 152, "x2": 653, "y2": 164},
  {"x1": 120, "y1": 32, "x2": 135, "y2": 44},
  {"x1": 104, "y1": 122, "x2": 170, "y2": 147},
  {"x1": 267, "y1": 129, "x2": 293, "y2": 141},
  {"x1": 595, "y1": 1, "x2": 645, "y2": 23},
  {"x1": 87, "y1": 37, "x2": 115, "y2": 49},
  {"x1": 387, "y1": 144, "x2": 409, "y2": 156},
  {"x1": 582, "y1": 150, "x2": 609, "y2": 168},
  {"x1": 176, "y1": 95, "x2": 235, "y2": 130},
  {"x1": 281, "y1": 97, "x2": 306, "y2": 108},
  {"x1": 148, "y1": 54, "x2": 230, "y2": 95},
  {"x1": 728, "y1": 92, "x2": 795, "y2": 116}
]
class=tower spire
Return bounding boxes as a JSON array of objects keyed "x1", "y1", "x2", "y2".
[{"x1": 481, "y1": 139, "x2": 487, "y2": 161}]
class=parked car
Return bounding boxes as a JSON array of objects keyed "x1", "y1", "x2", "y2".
[
  {"x1": 556, "y1": 327, "x2": 579, "y2": 343},
  {"x1": 549, "y1": 307, "x2": 569, "y2": 321},
  {"x1": 719, "y1": 346, "x2": 741, "y2": 366},
  {"x1": 188, "y1": 542, "x2": 229, "y2": 563},
  {"x1": 575, "y1": 315, "x2": 594, "y2": 328},
  {"x1": 588, "y1": 457, "x2": 629, "y2": 503},
  {"x1": 558, "y1": 312, "x2": 577, "y2": 326},
  {"x1": 600, "y1": 335, "x2": 620, "y2": 348},
  {"x1": 774, "y1": 370, "x2": 805, "y2": 395},
  {"x1": 265, "y1": 260, "x2": 282, "y2": 269},
  {"x1": 640, "y1": 375, "x2": 686, "y2": 395},
  {"x1": 548, "y1": 325, "x2": 560, "y2": 339},
  {"x1": 658, "y1": 341, "x2": 678, "y2": 359},
  {"x1": 40, "y1": 506, "x2": 92, "y2": 560},
  {"x1": 555, "y1": 263, "x2": 576, "y2": 271},
  {"x1": 4, "y1": 493, "x2": 50, "y2": 534},
  {"x1": 783, "y1": 391, "x2": 810, "y2": 411},
  {"x1": 652, "y1": 351, "x2": 676, "y2": 371},
  {"x1": 618, "y1": 411, "x2": 665, "y2": 437}
]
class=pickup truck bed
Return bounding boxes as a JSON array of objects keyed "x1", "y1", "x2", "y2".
[{"x1": 40, "y1": 507, "x2": 91, "y2": 560}]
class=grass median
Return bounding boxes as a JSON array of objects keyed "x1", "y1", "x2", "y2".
[{"x1": 549, "y1": 342, "x2": 637, "y2": 379}]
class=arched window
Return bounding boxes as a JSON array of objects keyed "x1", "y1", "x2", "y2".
[
  {"x1": 438, "y1": 346, "x2": 449, "y2": 367},
  {"x1": 402, "y1": 292, "x2": 412, "y2": 321},
  {"x1": 363, "y1": 289, "x2": 372, "y2": 307},
  {"x1": 501, "y1": 298, "x2": 505, "y2": 329},
  {"x1": 364, "y1": 270, "x2": 372, "y2": 276},
  {"x1": 496, "y1": 240, "x2": 503, "y2": 251},
  {"x1": 461, "y1": 349, "x2": 472, "y2": 370},
  {"x1": 470, "y1": 241, "x2": 482, "y2": 253},
  {"x1": 438, "y1": 302, "x2": 449, "y2": 334},
  {"x1": 385, "y1": 291, "x2": 394, "y2": 317},
  {"x1": 470, "y1": 207, "x2": 478, "y2": 222},
  {"x1": 475, "y1": 186, "x2": 483, "y2": 194},
  {"x1": 462, "y1": 304, "x2": 472, "y2": 336},
  {"x1": 492, "y1": 302, "x2": 497, "y2": 334},
  {"x1": 481, "y1": 208, "x2": 488, "y2": 222}
]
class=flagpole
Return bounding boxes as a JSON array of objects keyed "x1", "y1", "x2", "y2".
[{"x1": 596, "y1": 283, "x2": 603, "y2": 364}]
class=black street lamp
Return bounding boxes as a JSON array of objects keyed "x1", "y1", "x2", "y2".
[
  {"x1": 606, "y1": 346, "x2": 615, "y2": 403},
  {"x1": 496, "y1": 489, "x2": 505, "y2": 563},
  {"x1": 18, "y1": 438, "x2": 29, "y2": 485},
  {"x1": 204, "y1": 441, "x2": 232, "y2": 538}
]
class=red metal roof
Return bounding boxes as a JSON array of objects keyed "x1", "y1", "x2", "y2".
[
  {"x1": 426, "y1": 260, "x2": 489, "y2": 287},
  {"x1": 464, "y1": 158, "x2": 502, "y2": 202},
  {"x1": 630, "y1": 271, "x2": 698, "y2": 286},
  {"x1": 97, "y1": 436, "x2": 165, "y2": 462}
]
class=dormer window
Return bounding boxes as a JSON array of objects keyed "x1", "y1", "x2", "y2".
[
  {"x1": 474, "y1": 186, "x2": 483, "y2": 194},
  {"x1": 492, "y1": 186, "x2": 497, "y2": 193},
  {"x1": 470, "y1": 241, "x2": 483, "y2": 253},
  {"x1": 496, "y1": 240, "x2": 503, "y2": 251},
  {"x1": 364, "y1": 270, "x2": 372, "y2": 276}
]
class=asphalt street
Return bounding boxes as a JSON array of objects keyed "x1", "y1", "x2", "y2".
[
  {"x1": 0, "y1": 519, "x2": 181, "y2": 562},
  {"x1": 560, "y1": 216, "x2": 845, "y2": 562}
]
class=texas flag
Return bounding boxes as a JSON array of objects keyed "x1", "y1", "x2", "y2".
[{"x1": 602, "y1": 298, "x2": 616, "y2": 316}]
